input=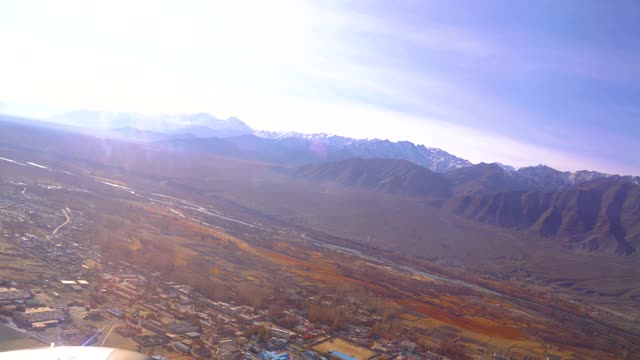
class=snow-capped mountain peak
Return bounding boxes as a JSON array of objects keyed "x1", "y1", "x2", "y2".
[
  {"x1": 254, "y1": 130, "x2": 471, "y2": 172},
  {"x1": 494, "y1": 163, "x2": 517, "y2": 172},
  {"x1": 45, "y1": 111, "x2": 637, "y2": 183}
]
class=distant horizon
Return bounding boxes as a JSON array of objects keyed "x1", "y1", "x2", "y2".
[{"x1": 1, "y1": 106, "x2": 638, "y2": 178}]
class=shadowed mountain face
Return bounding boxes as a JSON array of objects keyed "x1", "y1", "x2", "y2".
[
  {"x1": 444, "y1": 163, "x2": 528, "y2": 196},
  {"x1": 444, "y1": 163, "x2": 620, "y2": 196},
  {"x1": 292, "y1": 159, "x2": 640, "y2": 256},
  {"x1": 290, "y1": 158, "x2": 451, "y2": 199},
  {"x1": 446, "y1": 178, "x2": 640, "y2": 256}
]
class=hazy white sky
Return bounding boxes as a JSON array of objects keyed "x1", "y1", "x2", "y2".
[{"x1": 1, "y1": 0, "x2": 639, "y2": 174}]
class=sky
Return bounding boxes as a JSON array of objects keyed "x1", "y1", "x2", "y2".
[{"x1": 0, "y1": 0, "x2": 639, "y2": 175}]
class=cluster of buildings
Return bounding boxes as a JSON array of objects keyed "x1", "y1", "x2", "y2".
[
  {"x1": 1, "y1": 219, "x2": 452, "y2": 359},
  {"x1": 1, "y1": 285, "x2": 67, "y2": 331},
  {"x1": 1, "y1": 267, "x2": 449, "y2": 360},
  {"x1": 13, "y1": 307, "x2": 68, "y2": 330}
]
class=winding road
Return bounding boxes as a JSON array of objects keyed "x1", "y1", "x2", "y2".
[{"x1": 52, "y1": 208, "x2": 71, "y2": 235}]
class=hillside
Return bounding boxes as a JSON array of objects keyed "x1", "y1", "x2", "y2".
[
  {"x1": 515, "y1": 165, "x2": 610, "y2": 191},
  {"x1": 445, "y1": 163, "x2": 625, "y2": 196},
  {"x1": 444, "y1": 163, "x2": 529, "y2": 196},
  {"x1": 156, "y1": 134, "x2": 473, "y2": 173},
  {"x1": 289, "y1": 158, "x2": 640, "y2": 257},
  {"x1": 447, "y1": 177, "x2": 640, "y2": 256},
  {"x1": 158, "y1": 135, "x2": 354, "y2": 165},
  {"x1": 291, "y1": 158, "x2": 451, "y2": 198}
]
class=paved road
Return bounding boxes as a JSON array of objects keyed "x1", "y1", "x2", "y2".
[
  {"x1": 99, "y1": 324, "x2": 116, "y2": 347},
  {"x1": 52, "y1": 208, "x2": 71, "y2": 235},
  {"x1": 21, "y1": 187, "x2": 31, "y2": 199},
  {"x1": 0, "y1": 323, "x2": 24, "y2": 341},
  {"x1": 0, "y1": 321, "x2": 49, "y2": 345}
]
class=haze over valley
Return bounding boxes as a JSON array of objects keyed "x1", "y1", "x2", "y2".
[{"x1": 0, "y1": 113, "x2": 639, "y2": 359}]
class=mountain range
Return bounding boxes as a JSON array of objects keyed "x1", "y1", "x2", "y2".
[
  {"x1": 46, "y1": 111, "x2": 634, "y2": 183},
  {"x1": 290, "y1": 158, "x2": 452, "y2": 198},
  {"x1": 448, "y1": 177, "x2": 640, "y2": 256},
  {"x1": 291, "y1": 159, "x2": 640, "y2": 256},
  {"x1": 255, "y1": 131, "x2": 472, "y2": 172},
  {"x1": 46, "y1": 111, "x2": 470, "y2": 172},
  {"x1": 50, "y1": 110, "x2": 253, "y2": 138},
  {"x1": 3, "y1": 111, "x2": 639, "y2": 257}
]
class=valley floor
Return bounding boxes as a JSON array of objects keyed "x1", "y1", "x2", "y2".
[{"x1": 0, "y1": 132, "x2": 637, "y2": 359}]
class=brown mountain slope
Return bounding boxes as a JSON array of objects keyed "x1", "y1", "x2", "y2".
[
  {"x1": 290, "y1": 158, "x2": 451, "y2": 198},
  {"x1": 446, "y1": 178, "x2": 640, "y2": 256},
  {"x1": 444, "y1": 162, "x2": 529, "y2": 196},
  {"x1": 288, "y1": 158, "x2": 640, "y2": 257}
]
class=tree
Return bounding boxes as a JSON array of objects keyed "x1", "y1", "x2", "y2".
[
  {"x1": 258, "y1": 326, "x2": 270, "y2": 343},
  {"x1": 331, "y1": 315, "x2": 344, "y2": 331},
  {"x1": 268, "y1": 304, "x2": 284, "y2": 319}
]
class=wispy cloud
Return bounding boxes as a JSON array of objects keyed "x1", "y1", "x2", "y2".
[{"x1": 0, "y1": 0, "x2": 638, "y2": 175}]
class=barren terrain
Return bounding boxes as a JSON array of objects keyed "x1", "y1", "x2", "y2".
[{"x1": 0, "y1": 120, "x2": 639, "y2": 358}]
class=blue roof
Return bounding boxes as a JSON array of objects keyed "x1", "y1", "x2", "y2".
[
  {"x1": 107, "y1": 308, "x2": 123, "y2": 316},
  {"x1": 329, "y1": 351, "x2": 357, "y2": 360},
  {"x1": 261, "y1": 351, "x2": 290, "y2": 360},
  {"x1": 302, "y1": 350, "x2": 320, "y2": 360}
]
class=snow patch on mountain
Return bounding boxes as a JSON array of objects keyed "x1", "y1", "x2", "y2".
[{"x1": 494, "y1": 163, "x2": 517, "y2": 172}]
